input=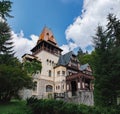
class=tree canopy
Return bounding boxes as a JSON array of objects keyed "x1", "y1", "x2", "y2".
[
  {"x1": 93, "y1": 14, "x2": 120, "y2": 107},
  {"x1": 0, "y1": 21, "x2": 14, "y2": 54},
  {"x1": 23, "y1": 59, "x2": 42, "y2": 75},
  {"x1": 77, "y1": 48, "x2": 94, "y2": 70},
  {"x1": 0, "y1": 0, "x2": 13, "y2": 20},
  {"x1": 0, "y1": 0, "x2": 35, "y2": 103}
]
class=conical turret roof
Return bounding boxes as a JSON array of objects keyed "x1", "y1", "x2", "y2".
[{"x1": 37, "y1": 27, "x2": 57, "y2": 45}]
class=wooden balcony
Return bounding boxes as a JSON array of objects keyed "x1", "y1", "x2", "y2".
[{"x1": 66, "y1": 72, "x2": 94, "y2": 81}]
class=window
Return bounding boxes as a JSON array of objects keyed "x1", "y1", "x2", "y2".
[
  {"x1": 49, "y1": 60, "x2": 51, "y2": 65},
  {"x1": 49, "y1": 70, "x2": 52, "y2": 77},
  {"x1": 62, "y1": 71, "x2": 65, "y2": 76},
  {"x1": 58, "y1": 85, "x2": 60, "y2": 89},
  {"x1": 57, "y1": 71, "x2": 60, "y2": 76},
  {"x1": 46, "y1": 59, "x2": 49, "y2": 65},
  {"x1": 68, "y1": 72, "x2": 72, "y2": 75},
  {"x1": 36, "y1": 71, "x2": 40, "y2": 74},
  {"x1": 33, "y1": 81, "x2": 37, "y2": 91},
  {"x1": 62, "y1": 85, "x2": 64, "y2": 89},
  {"x1": 56, "y1": 86, "x2": 58, "y2": 90},
  {"x1": 46, "y1": 85, "x2": 53, "y2": 92},
  {"x1": 52, "y1": 61, "x2": 54, "y2": 66},
  {"x1": 46, "y1": 33, "x2": 49, "y2": 35}
]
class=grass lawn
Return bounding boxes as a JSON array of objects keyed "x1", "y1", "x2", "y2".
[{"x1": 0, "y1": 100, "x2": 32, "y2": 114}]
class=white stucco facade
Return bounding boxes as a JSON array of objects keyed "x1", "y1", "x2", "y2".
[{"x1": 21, "y1": 27, "x2": 94, "y2": 106}]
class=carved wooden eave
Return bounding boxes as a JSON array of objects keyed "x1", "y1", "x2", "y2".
[{"x1": 66, "y1": 72, "x2": 94, "y2": 81}]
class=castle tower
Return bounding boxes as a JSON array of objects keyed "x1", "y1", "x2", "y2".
[
  {"x1": 31, "y1": 27, "x2": 62, "y2": 56},
  {"x1": 31, "y1": 27, "x2": 62, "y2": 76},
  {"x1": 30, "y1": 27, "x2": 63, "y2": 98}
]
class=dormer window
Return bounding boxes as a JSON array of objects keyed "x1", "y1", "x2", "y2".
[
  {"x1": 46, "y1": 59, "x2": 49, "y2": 65},
  {"x1": 52, "y1": 35, "x2": 54, "y2": 38},
  {"x1": 46, "y1": 33, "x2": 49, "y2": 35},
  {"x1": 57, "y1": 71, "x2": 60, "y2": 76},
  {"x1": 62, "y1": 71, "x2": 65, "y2": 76}
]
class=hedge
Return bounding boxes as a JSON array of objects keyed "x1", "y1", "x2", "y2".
[{"x1": 26, "y1": 97, "x2": 120, "y2": 114}]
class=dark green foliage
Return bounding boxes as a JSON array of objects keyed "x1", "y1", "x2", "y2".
[
  {"x1": 77, "y1": 47, "x2": 86, "y2": 64},
  {"x1": 0, "y1": 20, "x2": 14, "y2": 55},
  {"x1": 0, "y1": 0, "x2": 34, "y2": 103},
  {"x1": 93, "y1": 14, "x2": 120, "y2": 107},
  {"x1": 0, "y1": 1, "x2": 14, "y2": 55},
  {"x1": 77, "y1": 48, "x2": 95, "y2": 72},
  {"x1": 0, "y1": 0, "x2": 13, "y2": 20},
  {"x1": 0, "y1": 52, "x2": 33, "y2": 103},
  {"x1": 23, "y1": 59, "x2": 42, "y2": 75},
  {"x1": 26, "y1": 97, "x2": 38, "y2": 106},
  {"x1": 77, "y1": 48, "x2": 92, "y2": 65},
  {"x1": 0, "y1": 100, "x2": 32, "y2": 114},
  {"x1": 0, "y1": 62, "x2": 33, "y2": 102},
  {"x1": 26, "y1": 97, "x2": 119, "y2": 114}
]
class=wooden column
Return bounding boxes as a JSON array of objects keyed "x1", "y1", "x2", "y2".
[
  {"x1": 80, "y1": 77, "x2": 83, "y2": 90},
  {"x1": 76, "y1": 79, "x2": 78, "y2": 91},
  {"x1": 69, "y1": 81, "x2": 71, "y2": 91},
  {"x1": 42, "y1": 42, "x2": 44, "y2": 49}
]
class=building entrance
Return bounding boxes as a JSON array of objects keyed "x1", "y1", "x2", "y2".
[{"x1": 71, "y1": 81, "x2": 77, "y2": 96}]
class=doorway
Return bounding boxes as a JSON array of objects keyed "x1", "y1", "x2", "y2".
[{"x1": 71, "y1": 81, "x2": 77, "y2": 96}]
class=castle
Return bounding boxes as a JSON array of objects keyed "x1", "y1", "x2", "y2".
[{"x1": 22, "y1": 27, "x2": 94, "y2": 105}]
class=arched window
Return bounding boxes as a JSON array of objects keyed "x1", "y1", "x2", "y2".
[
  {"x1": 46, "y1": 85, "x2": 53, "y2": 92},
  {"x1": 57, "y1": 71, "x2": 60, "y2": 76},
  {"x1": 33, "y1": 81, "x2": 37, "y2": 91},
  {"x1": 62, "y1": 71, "x2": 65, "y2": 76},
  {"x1": 58, "y1": 85, "x2": 60, "y2": 89},
  {"x1": 48, "y1": 70, "x2": 52, "y2": 77},
  {"x1": 52, "y1": 61, "x2": 54, "y2": 66},
  {"x1": 49, "y1": 60, "x2": 51, "y2": 65},
  {"x1": 46, "y1": 59, "x2": 49, "y2": 65},
  {"x1": 56, "y1": 86, "x2": 58, "y2": 90},
  {"x1": 46, "y1": 33, "x2": 49, "y2": 35}
]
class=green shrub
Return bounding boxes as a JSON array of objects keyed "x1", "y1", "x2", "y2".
[
  {"x1": 26, "y1": 96, "x2": 38, "y2": 106},
  {"x1": 26, "y1": 97, "x2": 119, "y2": 114}
]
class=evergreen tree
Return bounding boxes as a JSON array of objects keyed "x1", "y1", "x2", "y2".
[
  {"x1": 93, "y1": 26, "x2": 110, "y2": 106},
  {"x1": 0, "y1": 1, "x2": 34, "y2": 102},
  {"x1": 93, "y1": 14, "x2": 120, "y2": 107},
  {"x1": 77, "y1": 48, "x2": 93, "y2": 68},
  {"x1": 0, "y1": 21, "x2": 14, "y2": 54},
  {"x1": 77, "y1": 47, "x2": 85, "y2": 64},
  {"x1": 0, "y1": 0, "x2": 13, "y2": 20},
  {"x1": 106, "y1": 14, "x2": 120, "y2": 105},
  {"x1": 77, "y1": 47, "x2": 83, "y2": 56}
]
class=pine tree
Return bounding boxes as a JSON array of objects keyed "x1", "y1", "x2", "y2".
[
  {"x1": 106, "y1": 14, "x2": 120, "y2": 105},
  {"x1": 0, "y1": 21, "x2": 14, "y2": 55},
  {"x1": 93, "y1": 26, "x2": 110, "y2": 106},
  {"x1": 93, "y1": 14, "x2": 120, "y2": 107},
  {"x1": 0, "y1": 0, "x2": 14, "y2": 55},
  {"x1": 0, "y1": 1, "x2": 33, "y2": 102},
  {"x1": 0, "y1": 0, "x2": 13, "y2": 20}
]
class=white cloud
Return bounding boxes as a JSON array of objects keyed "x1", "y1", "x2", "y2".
[
  {"x1": 10, "y1": 0, "x2": 120, "y2": 57},
  {"x1": 11, "y1": 31, "x2": 39, "y2": 60},
  {"x1": 60, "y1": 42, "x2": 77, "y2": 54},
  {"x1": 63, "y1": 0, "x2": 120, "y2": 53}
]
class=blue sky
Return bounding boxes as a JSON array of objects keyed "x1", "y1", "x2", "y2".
[
  {"x1": 9, "y1": 0, "x2": 83, "y2": 46},
  {"x1": 7, "y1": 0, "x2": 120, "y2": 59}
]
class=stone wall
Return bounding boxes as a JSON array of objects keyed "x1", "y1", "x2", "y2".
[{"x1": 65, "y1": 91, "x2": 94, "y2": 106}]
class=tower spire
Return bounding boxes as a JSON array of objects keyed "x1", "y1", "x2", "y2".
[{"x1": 37, "y1": 26, "x2": 57, "y2": 45}]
